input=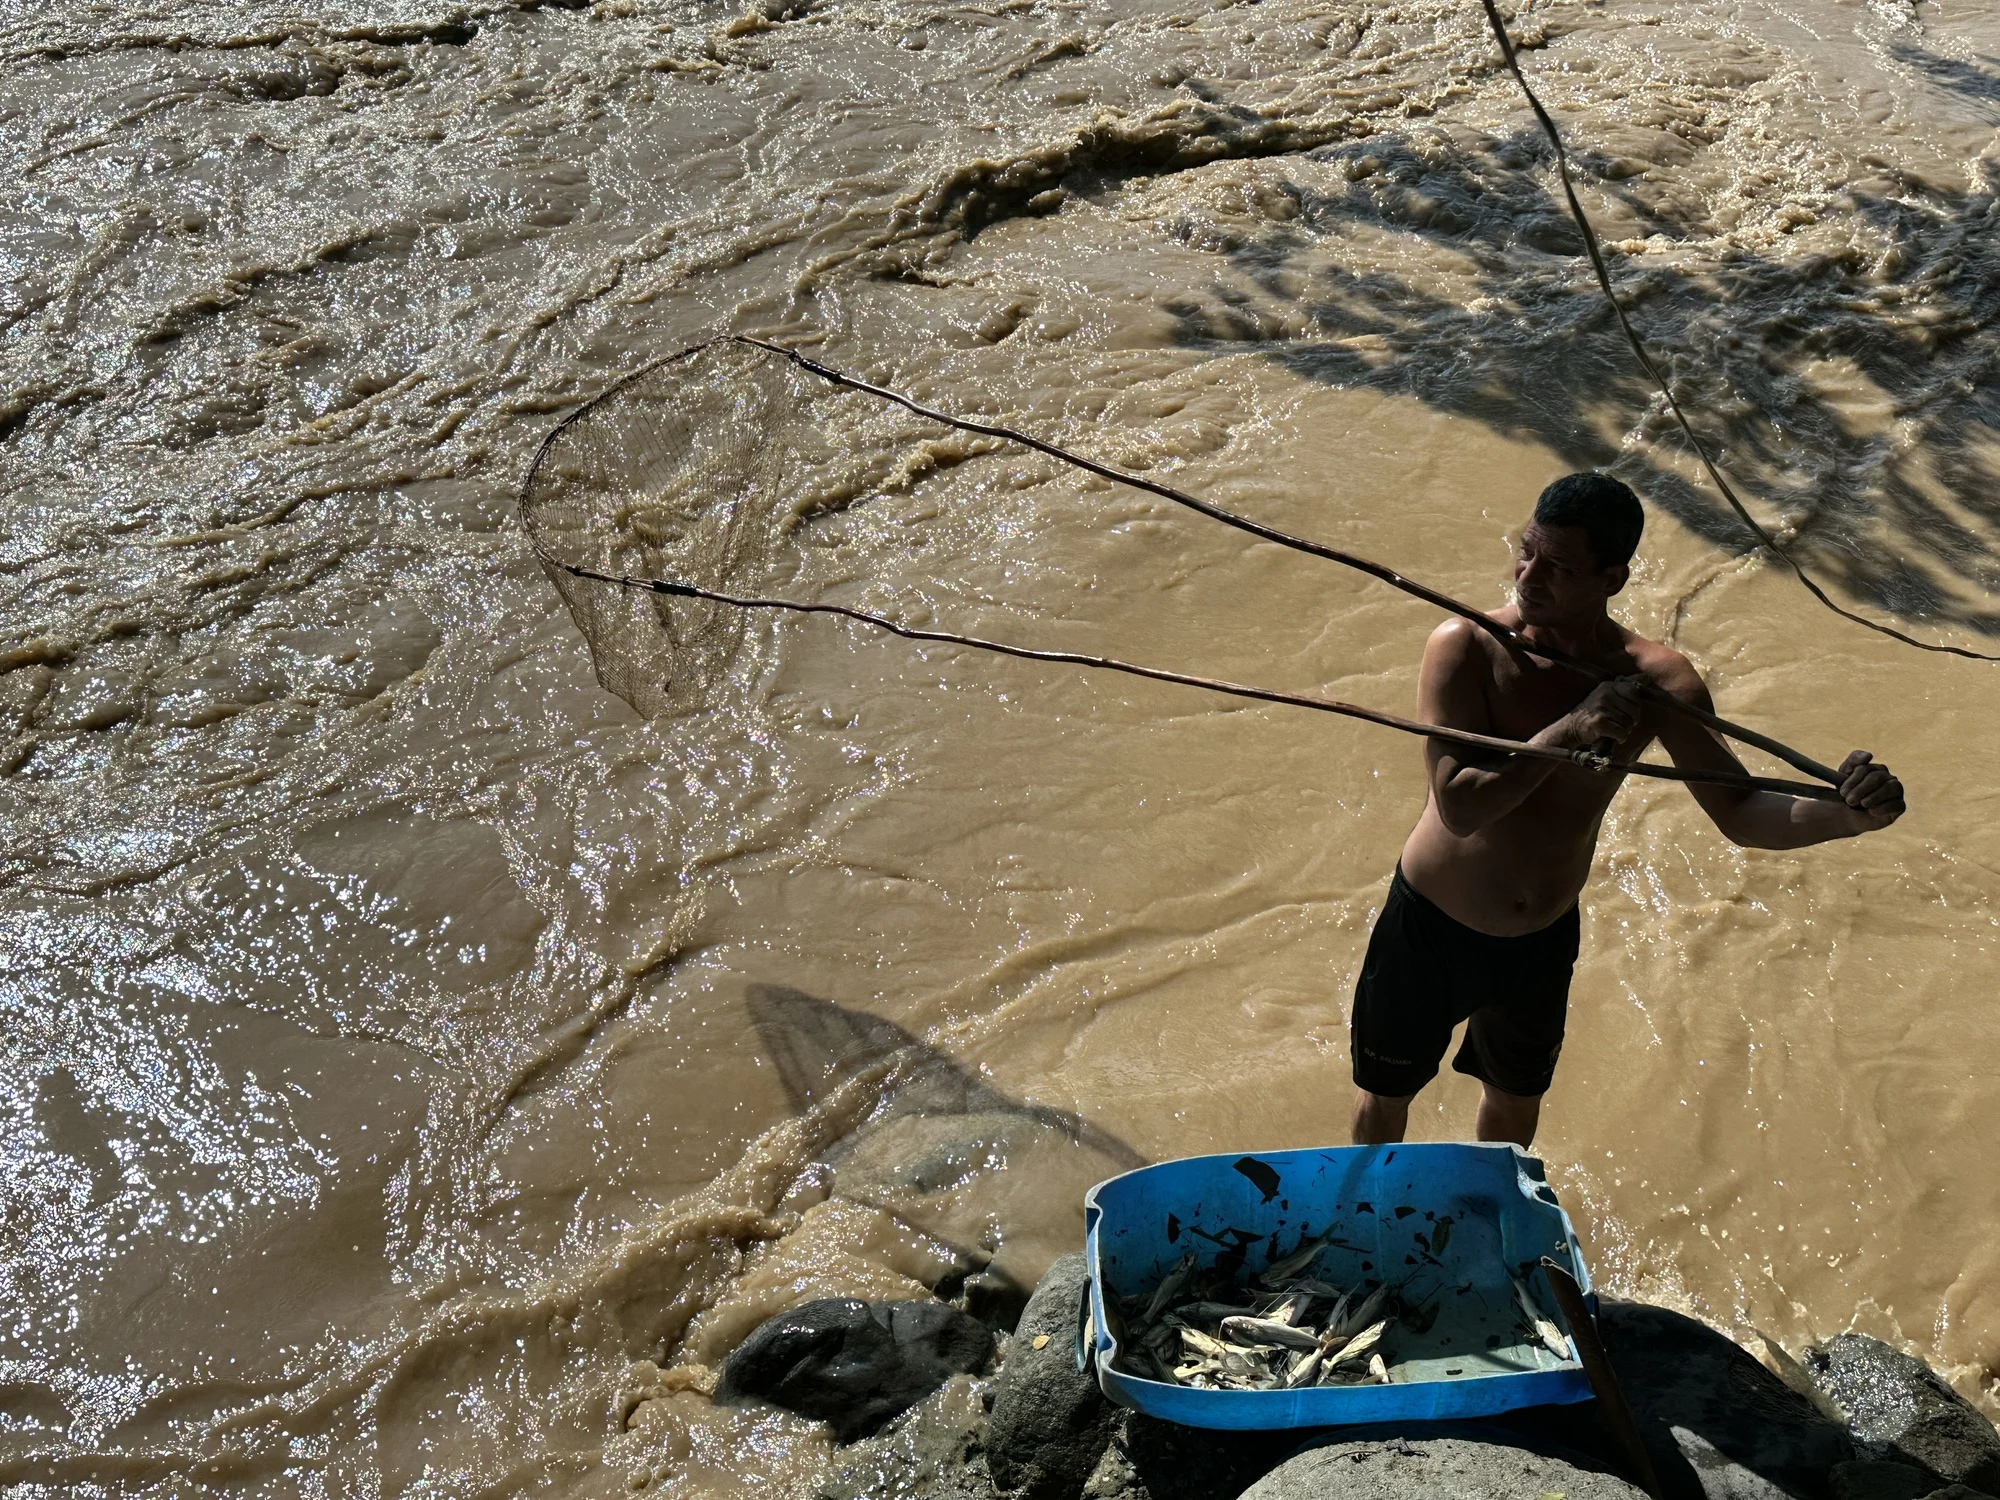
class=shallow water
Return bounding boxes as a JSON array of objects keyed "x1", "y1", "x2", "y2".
[{"x1": 2, "y1": 0, "x2": 1998, "y2": 1490}]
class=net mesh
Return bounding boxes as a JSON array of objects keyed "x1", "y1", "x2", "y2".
[{"x1": 521, "y1": 338, "x2": 1006, "y2": 717}]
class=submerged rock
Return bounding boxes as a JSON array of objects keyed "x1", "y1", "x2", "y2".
[
  {"x1": 986, "y1": 1252, "x2": 1117, "y2": 1500},
  {"x1": 715, "y1": 1297, "x2": 995, "y2": 1442},
  {"x1": 1806, "y1": 1334, "x2": 2000, "y2": 1495},
  {"x1": 1597, "y1": 1298, "x2": 1851, "y2": 1499},
  {"x1": 1239, "y1": 1436, "x2": 1647, "y2": 1499}
]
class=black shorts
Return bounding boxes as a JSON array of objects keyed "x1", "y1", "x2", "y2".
[{"x1": 1350, "y1": 866, "x2": 1579, "y2": 1099}]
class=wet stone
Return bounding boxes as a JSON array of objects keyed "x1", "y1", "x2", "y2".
[
  {"x1": 715, "y1": 1297, "x2": 995, "y2": 1443},
  {"x1": 1596, "y1": 1297, "x2": 1852, "y2": 1500},
  {"x1": 948, "y1": 1262, "x2": 1032, "y2": 1333},
  {"x1": 1668, "y1": 1425, "x2": 1798, "y2": 1499},
  {"x1": 1807, "y1": 1334, "x2": 2000, "y2": 1496},
  {"x1": 1239, "y1": 1436, "x2": 1648, "y2": 1500},
  {"x1": 816, "y1": 1373, "x2": 995, "y2": 1500},
  {"x1": 985, "y1": 1252, "x2": 1117, "y2": 1500}
]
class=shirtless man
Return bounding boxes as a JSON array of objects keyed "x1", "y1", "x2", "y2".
[{"x1": 1349, "y1": 472, "x2": 1906, "y2": 1150}]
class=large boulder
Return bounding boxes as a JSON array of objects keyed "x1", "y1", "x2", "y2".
[
  {"x1": 1597, "y1": 1298, "x2": 1852, "y2": 1499},
  {"x1": 1806, "y1": 1334, "x2": 2000, "y2": 1495},
  {"x1": 715, "y1": 1298, "x2": 994, "y2": 1442},
  {"x1": 986, "y1": 1252, "x2": 1118, "y2": 1500},
  {"x1": 1238, "y1": 1436, "x2": 1648, "y2": 1500}
]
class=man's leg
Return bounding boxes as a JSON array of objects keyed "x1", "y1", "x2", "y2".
[
  {"x1": 1474, "y1": 1082, "x2": 1541, "y2": 1148},
  {"x1": 1457, "y1": 906, "x2": 1575, "y2": 1150},
  {"x1": 1351, "y1": 1088, "x2": 1414, "y2": 1144}
]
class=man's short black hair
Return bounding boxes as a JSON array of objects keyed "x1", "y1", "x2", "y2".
[{"x1": 1533, "y1": 472, "x2": 1644, "y2": 570}]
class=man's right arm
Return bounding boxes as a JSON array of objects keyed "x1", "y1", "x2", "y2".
[{"x1": 1419, "y1": 620, "x2": 1638, "y2": 836}]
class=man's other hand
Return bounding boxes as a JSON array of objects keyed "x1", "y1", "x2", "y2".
[
  {"x1": 1836, "y1": 750, "x2": 1905, "y2": 829},
  {"x1": 1566, "y1": 679, "x2": 1643, "y2": 747}
]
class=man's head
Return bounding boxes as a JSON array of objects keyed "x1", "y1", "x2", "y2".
[{"x1": 1514, "y1": 472, "x2": 1644, "y2": 628}]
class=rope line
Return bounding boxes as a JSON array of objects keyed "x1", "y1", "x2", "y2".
[
  {"x1": 737, "y1": 337, "x2": 1841, "y2": 784},
  {"x1": 524, "y1": 333, "x2": 1853, "y2": 793},
  {"x1": 552, "y1": 560, "x2": 1844, "y2": 801},
  {"x1": 1478, "y1": 0, "x2": 1999, "y2": 664}
]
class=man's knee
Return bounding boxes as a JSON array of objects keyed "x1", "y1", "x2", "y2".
[
  {"x1": 1476, "y1": 1082, "x2": 1543, "y2": 1146},
  {"x1": 1352, "y1": 1087, "x2": 1415, "y2": 1145}
]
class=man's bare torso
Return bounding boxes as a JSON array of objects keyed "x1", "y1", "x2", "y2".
[{"x1": 1400, "y1": 605, "x2": 1686, "y2": 936}]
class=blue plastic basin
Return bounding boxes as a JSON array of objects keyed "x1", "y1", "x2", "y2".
[{"x1": 1080, "y1": 1142, "x2": 1594, "y2": 1428}]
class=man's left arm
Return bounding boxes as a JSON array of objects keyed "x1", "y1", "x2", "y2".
[{"x1": 1651, "y1": 657, "x2": 1905, "y2": 849}]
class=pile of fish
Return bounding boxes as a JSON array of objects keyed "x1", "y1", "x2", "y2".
[{"x1": 1112, "y1": 1236, "x2": 1574, "y2": 1392}]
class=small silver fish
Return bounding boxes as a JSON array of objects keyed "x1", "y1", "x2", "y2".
[
  {"x1": 1284, "y1": 1347, "x2": 1324, "y2": 1388},
  {"x1": 1279, "y1": 1295, "x2": 1316, "y2": 1328},
  {"x1": 1178, "y1": 1327, "x2": 1230, "y2": 1360},
  {"x1": 1218, "y1": 1346, "x2": 1273, "y2": 1383},
  {"x1": 1327, "y1": 1318, "x2": 1390, "y2": 1367},
  {"x1": 1319, "y1": 1289, "x2": 1352, "y2": 1334},
  {"x1": 1338, "y1": 1284, "x2": 1390, "y2": 1337},
  {"x1": 1219, "y1": 1316, "x2": 1322, "y2": 1351},
  {"x1": 1172, "y1": 1301, "x2": 1247, "y2": 1324},
  {"x1": 1289, "y1": 1278, "x2": 1348, "y2": 1299},
  {"x1": 1368, "y1": 1352, "x2": 1391, "y2": 1384},
  {"x1": 1258, "y1": 1235, "x2": 1331, "y2": 1286},
  {"x1": 1511, "y1": 1274, "x2": 1572, "y2": 1360},
  {"x1": 1145, "y1": 1252, "x2": 1198, "y2": 1321}
]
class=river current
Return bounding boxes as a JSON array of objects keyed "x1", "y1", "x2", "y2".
[{"x1": 2, "y1": 0, "x2": 1998, "y2": 1491}]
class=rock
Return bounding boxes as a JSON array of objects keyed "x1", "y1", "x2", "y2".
[
  {"x1": 1830, "y1": 1460, "x2": 1944, "y2": 1500},
  {"x1": 1807, "y1": 1335, "x2": 2000, "y2": 1495},
  {"x1": 1597, "y1": 1297, "x2": 1852, "y2": 1499},
  {"x1": 715, "y1": 1298, "x2": 995, "y2": 1443},
  {"x1": 986, "y1": 1252, "x2": 1118, "y2": 1500},
  {"x1": 1668, "y1": 1426, "x2": 1795, "y2": 1499},
  {"x1": 939, "y1": 1261, "x2": 1031, "y2": 1333},
  {"x1": 1238, "y1": 1436, "x2": 1648, "y2": 1499},
  {"x1": 1114, "y1": 1412, "x2": 1319, "y2": 1500},
  {"x1": 817, "y1": 1373, "x2": 996, "y2": 1500},
  {"x1": 1082, "y1": 1433, "x2": 1146, "y2": 1500}
]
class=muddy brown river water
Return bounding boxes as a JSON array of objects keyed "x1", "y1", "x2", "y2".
[{"x1": 3, "y1": 0, "x2": 1999, "y2": 1491}]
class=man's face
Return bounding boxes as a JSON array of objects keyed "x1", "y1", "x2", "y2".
[{"x1": 1513, "y1": 521, "x2": 1626, "y2": 627}]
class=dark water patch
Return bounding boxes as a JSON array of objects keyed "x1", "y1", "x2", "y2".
[{"x1": 1162, "y1": 133, "x2": 2000, "y2": 641}]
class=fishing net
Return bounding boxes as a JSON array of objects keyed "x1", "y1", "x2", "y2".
[
  {"x1": 519, "y1": 335, "x2": 1844, "y2": 800},
  {"x1": 521, "y1": 338, "x2": 1006, "y2": 717}
]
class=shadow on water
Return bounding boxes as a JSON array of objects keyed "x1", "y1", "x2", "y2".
[
  {"x1": 1889, "y1": 42, "x2": 2000, "y2": 125},
  {"x1": 1160, "y1": 126, "x2": 2000, "y2": 639},
  {"x1": 746, "y1": 984, "x2": 1142, "y2": 1319},
  {"x1": 746, "y1": 982, "x2": 1142, "y2": 1168}
]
